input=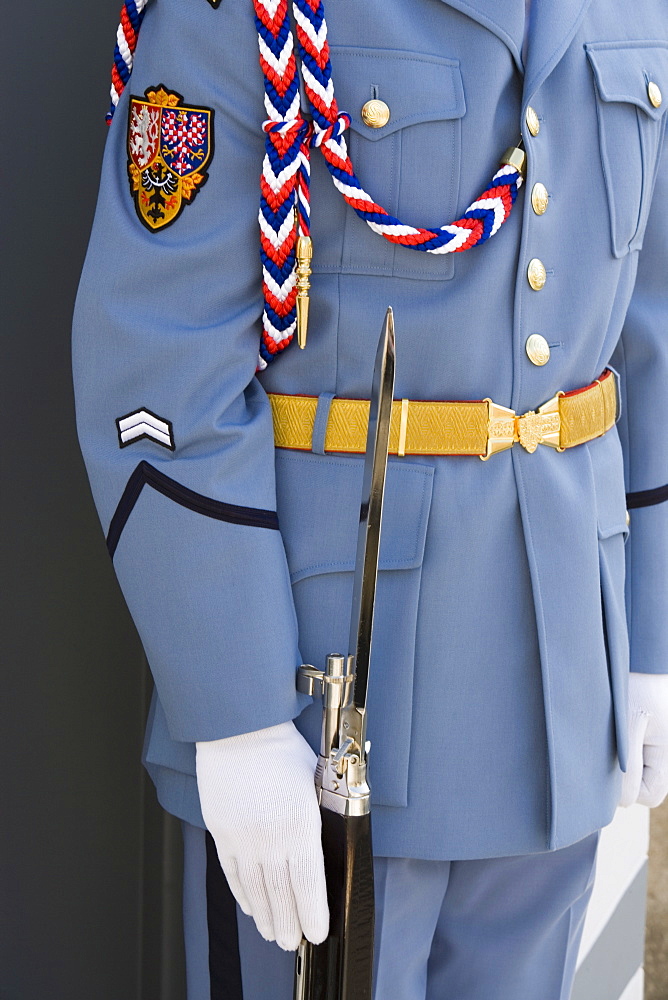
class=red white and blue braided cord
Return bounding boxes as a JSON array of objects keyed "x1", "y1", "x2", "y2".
[
  {"x1": 255, "y1": 0, "x2": 313, "y2": 366},
  {"x1": 106, "y1": 0, "x2": 150, "y2": 125},
  {"x1": 255, "y1": 0, "x2": 523, "y2": 363},
  {"x1": 293, "y1": 0, "x2": 523, "y2": 251}
]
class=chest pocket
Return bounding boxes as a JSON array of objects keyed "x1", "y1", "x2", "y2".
[
  {"x1": 309, "y1": 47, "x2": 466, "y2": 281},
  {"x1": 586, "y1": 42, "x2": 668, "y2": 258}
]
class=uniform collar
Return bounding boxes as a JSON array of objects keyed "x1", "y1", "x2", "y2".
[
  {"x1": 522, "y1": 0, "x2": 594, "y2": 100},
  {"x1": 439, "y1": 0, "x2": 525, "y2": 73},
  {"x1": 439, "y1": 0, "x2": 594, "y2": 97}
]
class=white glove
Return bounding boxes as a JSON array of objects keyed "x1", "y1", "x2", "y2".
[
  {"x1": 196, "y1": 721, "x2": 329, "y2": 950},
  {"x1": 620, "y1": 672, "x2": 668, "y2": 808}
]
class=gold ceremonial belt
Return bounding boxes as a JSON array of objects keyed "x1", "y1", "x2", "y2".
[{"x1": 269, "y1": 369, "x2": 618, "y2": 460}]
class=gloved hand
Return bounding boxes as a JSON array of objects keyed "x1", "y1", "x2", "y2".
[
  {"x1": 620, "y1": 672, "x2": 668, "y2": 808},
  {"x1": 196, "y1": 721, "x2": 329, "y2": 950}
]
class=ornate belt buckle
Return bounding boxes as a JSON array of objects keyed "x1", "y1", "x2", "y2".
[
  {"x1": 482, "y1": 392, "x2": 564, "y2": 460},
  {"x1": 516, "y1": 392, "x2": 564, "y2": 453}
]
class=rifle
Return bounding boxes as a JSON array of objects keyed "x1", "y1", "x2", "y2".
[{"x1": 294, "y1": 308, "x2": 396, "y2": 1000}]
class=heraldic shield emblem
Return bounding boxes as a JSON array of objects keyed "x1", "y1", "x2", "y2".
[{"x1": 127, "y1": 86, "x2": 214, "y2": 231}]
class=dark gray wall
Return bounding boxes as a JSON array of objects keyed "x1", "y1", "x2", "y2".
[{"x1": 2, "y1": 4, "x2": 185, "y2": 997}]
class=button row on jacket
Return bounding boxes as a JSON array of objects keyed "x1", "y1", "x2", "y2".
[{"x1": 525, "y1": 108, "x2": 549, "y2": 363}]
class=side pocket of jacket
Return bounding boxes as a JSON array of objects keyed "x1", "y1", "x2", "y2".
[
  {"x1": 588, "y1": 429, "x2": 631, "y2": 770},
  {"x1": 275, "y1": 450, "x2": 434, "y2": 807}
]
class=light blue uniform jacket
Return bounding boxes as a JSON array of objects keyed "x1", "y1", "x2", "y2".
[{"x1": 73, "y1": 0, "x2": 668, "y2": 860}]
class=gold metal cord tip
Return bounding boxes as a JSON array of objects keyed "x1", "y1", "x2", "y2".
[
  {"x1": 500, "y1": 145, "x2": 527, "y2": 178},
  {"x1": 296, "y1": 234, "x2": 313, "y2": 349}
]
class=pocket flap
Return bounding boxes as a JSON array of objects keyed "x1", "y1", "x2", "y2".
[
  {"x1": 275, "y1": 451, "x2": 434, "y2": 582},
  {"x1": 329, "y1": 46, "x2": 466, "y2": 140},
  {"x1": 586, "y1": 42, "x2": 668, "y2": 121}
]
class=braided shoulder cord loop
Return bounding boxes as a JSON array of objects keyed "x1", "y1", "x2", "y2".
[
  {"x1": 258, "y1": 115, "x2": 313, "y2": 366},
  {"x1": 106, "y1": 0, "x2": 150, "y2": 125},
  {"x1": 292, "y1": 0, "x2": 523, "y2": 251},
  {"x1": 254, "y1": 0, "x2": 316, "y2": 366},
  {"x1": 254, "y1": 0, "x2": 524, "y2": 362}
]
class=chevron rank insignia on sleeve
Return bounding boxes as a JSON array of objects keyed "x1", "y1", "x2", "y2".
[{"x1": 116, "y1": 409, "x2": 175, "y2": 451}]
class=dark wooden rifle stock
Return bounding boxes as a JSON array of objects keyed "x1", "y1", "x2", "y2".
[{"x1": 295, "y1": 812, "x2": 375, "y2": 1000}]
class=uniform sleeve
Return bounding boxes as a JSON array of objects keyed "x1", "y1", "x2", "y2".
[
  {"x1": 613, "y1": 130, "x2": 668, "y2": 675},
  {"x1": 72, "y1": 0, "x2": 310, "y2": 740}
]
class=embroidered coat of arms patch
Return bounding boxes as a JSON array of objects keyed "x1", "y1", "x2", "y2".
[{"x1": 127, "y1": 85, "x2": 214, "y2": 231}]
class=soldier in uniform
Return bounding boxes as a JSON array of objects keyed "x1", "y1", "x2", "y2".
[{"x1": 73, "y1": 1, "x2": 668, "y2": 998}]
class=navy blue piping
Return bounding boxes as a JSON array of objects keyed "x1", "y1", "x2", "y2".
[
  {"x1": 206, "y1": 832, "x2": 243, "y2": 1000},
  {"x1": 626, "y1": 483, "x2": 668, "y2": 510},
  {"x1": 106, "y1": 461, "x2": 279, "y2": 558}
]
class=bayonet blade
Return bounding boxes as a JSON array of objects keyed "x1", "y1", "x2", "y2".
[{"x1": 342, "y1": 308, "x2": 395, "y2": 748}]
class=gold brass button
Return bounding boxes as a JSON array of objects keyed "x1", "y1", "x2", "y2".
[
  {"x1": 526, "y1": 106, "x2": 540, "y2": 136},
  {"x1": 648, "y1": 81, "x2": 662, "y2": 108},
  {"x1": 626, "y1": 509, "x2": 631, "y2": 527},
  {"x1": 526, "y1": 334, "x2": 551, "y2": 366},
  {"x1": 361, "y1": 99, "x2": 391, "y2": 128},
  {"x1": 527, "y1": 258, "x2": 547, "y2": 290},
  {"x1": 531, "y1": 182, "x2": 549, "y2": 215}
]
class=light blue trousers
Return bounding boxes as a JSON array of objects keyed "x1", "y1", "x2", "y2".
[{"x1": 182, "y1": 823, "x2": 599, "y2": 1000}]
